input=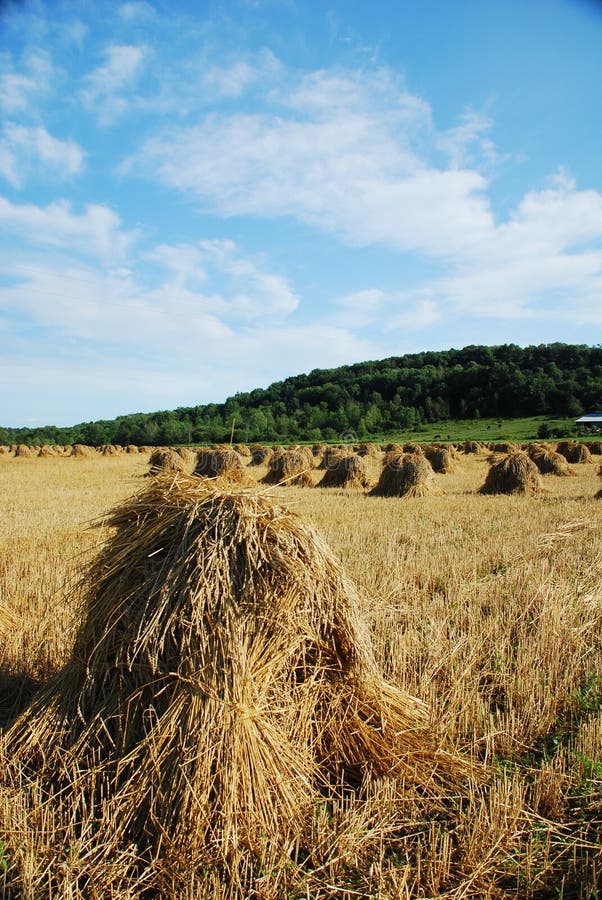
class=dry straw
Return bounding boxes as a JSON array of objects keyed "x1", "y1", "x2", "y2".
[
  {"x1": 318, "y1": 452, "x2": 372, "y2": 489},
  {"x1": 556, "y1": 440, "x2": 593, "y2": 464},
  {"x1": 478, "y1": 451, "x2": 544, "y2": 495},
  {"x1": 147, "y1": 447, "x2": 189, "y2": 476},
  {"x1": 101, "y1": 444, "x2": 121, "y2": 457},
  {"x1": 249, "y1": 444, "x2": 273, "y2": 466},
  {"x1": 194, "y1": 447, "x2": 249, "y2": 484},
  {"x1": 233, "y1": 443, "x2": 251, "y2": 458},
  {"x1": 319, "y1": 446, "x2": 346, "y2": 470},
  {"x1": 70, "y1": 443, "x2": 95, "y2": 458},
  {"x1": 402, "y1": 442, "x2": 423, "y2": 455},
  {"x1": 14, "y1": 444, "x2": 34, "y2": 458},
  {"x1": 3, "y1": 475, "x2": 464, "y2": 890},
  {"x1": 355, "y1": 442, "x2": 380, "y2": 459},
  {"x1": 37, "y1": 445, "x2": 56, "y2": 458},
  {"x1": 422, "y1": 445, "x2": 456, "y2": 474},
  {"x1": 288, "y1": 445, "x2": 315, "y2": 467},
  {"x1": 370, "y1": 452, "x2": 438, "y2": 498},
  {"x1": 310, "y1": 443, "x2": 327, "y2": 466},
  {"x1": 528, "y1": 444, "x2": 575, "y2": 477},
  {"x1": 176, "y1": 446, "x2": 198, "y2": 467},
  {"x1": 261, "y1": 449, "x2": 313, "y2": 486}
]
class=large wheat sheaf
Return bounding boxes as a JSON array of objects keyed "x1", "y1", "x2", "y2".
[{"x1": 3, "y1": 475, "x2": 465, "y2": 891}]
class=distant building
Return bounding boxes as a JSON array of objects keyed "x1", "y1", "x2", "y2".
[{"x1": 575, "y1": 412, "x2": 602, "y2": 432}]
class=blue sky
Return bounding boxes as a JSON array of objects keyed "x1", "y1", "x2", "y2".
[{"x1": 1, "y1": 0, "x2": 601, "y2": 427}]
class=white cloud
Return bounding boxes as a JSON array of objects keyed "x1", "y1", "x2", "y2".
[
  {"x1": 0, "y1": 316, "x2": 377, "y2": 426},
  {"x1": 0, "y1": 197, "x2": 134, "y2": 260},
  {"x1": 198, "y1": 239, "x2": 299, "y2": 317},
  {"x1": 147, "y1": 242, "x2": 210, "y2": 287},
  {"x1": 0, "y1": 142, "x2": 18, "y2": 187},
  {"x1": 282, "y1": 68, "x2": 430, "y2": 127},
  {"x1": 334, "y1": 288, "x2": 387, "y2": 328},
  {"x1": 333, "y1": 287, "x2": 442, "y2": 334},
  {"x1": 61, "y1": 20, "x2": 88, "y2": 47},
  {"x1": 127, "y1": 68, "x2": 494, "y2": 257},
  {"x1": 87, "y1": 44, "x2": 145, "y2": 94},
  {"x1": 437, "y1": 110, "x2": 500, "y2": 170},
  {"x1": 385, "y1": 295, "x2": 441, "y2": 332},
  {"x1": 125, "y1": 61, "x2": 602, "y2": 332},
  {"x1": 439, "y1": 251, "x2": 602, "y2": 323},
  {"x1": 202, "y1": 57, "x2": 277, "y2": 99},
  {"x1": 0, "y1": 234, "x2": 300, "y2": 359},
  {"x1": 118, "y1": 2, "x2": 157, "y2": 22},
  {"x1": 82, "y1": 44, "x2": 146, "y2": 123},
  {"x1": 224, "y1": 322, "x2": 377, "y2": 384},
  {"x1": 0, "y1": 124, "x2": 84, "y2": 187},
  {"x1": 0, "y1": 260, "x2": 233, "y2": 351},
  {"x1": 328, "y1": 171, "x2": 602, "y2": 332},
  {"x1": 146, "y1": 239, "x2": 299, "y2": 319},
  {"x1": 0, "y1": 241, "x2": 373, "y2": 420},
  {"x1": 493, "y1": 171, "x2": 602, "y2": 259},
  {"x1": 398, "y1": 173, "x2": 602, "y2": 325},
  {"x1": 0, "y1": 50, "x2": 55, "y2": 113},
  {"x1": 0, "y1": 70, "x2": 38, "y2": 112}
]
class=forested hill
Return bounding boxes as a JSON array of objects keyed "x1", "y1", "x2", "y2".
[{"x1": 4, "y1": 343, "x2": 601, "y2": 446}]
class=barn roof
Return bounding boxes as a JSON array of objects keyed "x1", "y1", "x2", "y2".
[{"x1": 575, "y1": 413, "x2": 602, "y2": 423}]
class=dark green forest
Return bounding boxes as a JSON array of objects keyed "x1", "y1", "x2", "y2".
[{"x1": 3, "y1": 343, "x2": 601, "y2": 447}]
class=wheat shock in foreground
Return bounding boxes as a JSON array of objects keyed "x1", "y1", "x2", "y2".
[
  {"x1": 0, "y1": 450, "x2": 601, "y2": 898},
  {"x1": 2, "y1": 473, "x2": 464, "y2": 896}
]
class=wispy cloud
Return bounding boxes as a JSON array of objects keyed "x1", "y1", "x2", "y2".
[
  {"x1": 86, "y1": 43, "x2": 146, "y2": 94},
  {"x1": 0, "y1": 218, "x2": 300, "y2": 356},
  {"x1": 118, "y1": 2, "x2": 158, "y2": 23},
  {"x1": 0, "y1": 197, "x2": 134, "y2": 260},
  {"x1": 0, "y1": 49, "x2": 55, "y2": 113},
  {"x1": 385, "y1": 296, "x2": 441, "y2": 333},
  {"x1": 81, "y1": 43, "x2": 146, "y2": 123},
  {"x1": 125, "y1": 60, "x2": 602, "y2": 330},
  {"x1": 333, "y1": 288, "x2": 389, "y2": 329},
  {"x1": 427, "y1": 172, "x2": 602, "y2": 323},
  {"x1": 144, "y1": 238, "x2": 300, "y2": 320},
  {"x1": 0, "y1": 124, "x2": 84, "y2": 187},
  {"x1": 333, "y1": 287, "x2": 442, "y2": 334},
  {"x1": 202, "y1": 50, "x2": 281, "y2": 99},
  {"x1": 126, "y1": 67, "x2": 493, "y2": 256},
  {"x1": 437, "y1": 110, "x2": 501, "y2": 171},
  {"x1": 0, "y1": 238, "x2": 373, "y2": 419}
]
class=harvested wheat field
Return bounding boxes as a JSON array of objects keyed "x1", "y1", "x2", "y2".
[{"x1": 0, "y1": 450, "x2": 601, "y2": 898}]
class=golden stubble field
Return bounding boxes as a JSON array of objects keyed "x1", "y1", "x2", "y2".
[{"x1": 0, "y1": 449, "x2": 601, "y2": 898}]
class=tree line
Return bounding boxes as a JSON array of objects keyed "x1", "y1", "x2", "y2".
[{"x1": 3, "y1": 343, "x2": 600, "y2": 447}]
